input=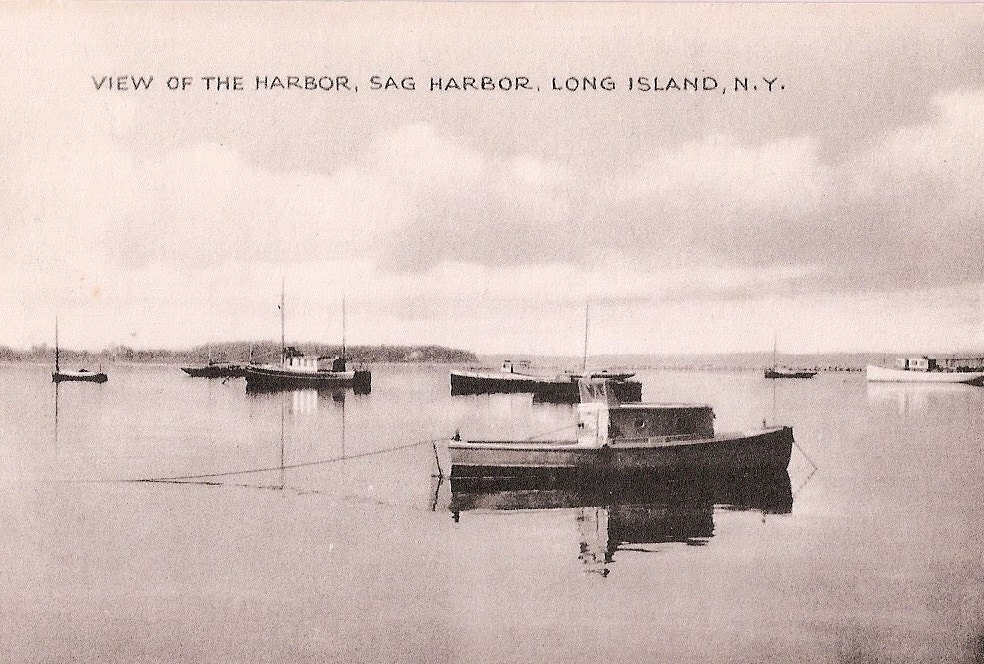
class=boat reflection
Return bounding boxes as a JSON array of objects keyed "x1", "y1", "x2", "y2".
[
  {"x1": 246, "y1": 383, "x2": 350, "y2": 410},
  {"x1": 450, "y1": 470, "x2": 792, "y2": 575},
  {"x1": 865, "y1": 381, "x2": 980, "y2": 415}
]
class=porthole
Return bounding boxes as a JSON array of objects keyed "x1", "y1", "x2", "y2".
[{"x1": 634, "y1": 418, "x2": 646, "y2": 429}]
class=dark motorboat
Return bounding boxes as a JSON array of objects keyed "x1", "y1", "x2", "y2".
[
  {"x1": 243, "y1": 286, "x2": 371, "y2": 394},
  {"x1": 451, "y1": 360, "x2": 642, "y2": 403},
  {"x1": 450, "y1": 379, "x2": 793, "y2": 481},
  {"x1": 451, "y1": 304, "x2": 642, "y2": 403},
  {"x1": 764, "y1": 335, "x2": 816, "y2": 379},
  {"x1": 181, "y1": 361, "x2": 246, "y2": 378},
  {"x1": 244, "y1": 350, "x2": 371, "y2": 393},
  {"x1": 764, "y1": 368, "x2": 817, "y2": 379}
]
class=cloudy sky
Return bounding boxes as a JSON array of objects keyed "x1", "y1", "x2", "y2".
[{"x1": 2, "y1": 3, "x2": 982, "y2": 355}]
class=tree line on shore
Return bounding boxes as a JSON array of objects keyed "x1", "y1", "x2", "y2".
[{"x1": 0, "y1": 341, "x2": 479, "y2": 365}]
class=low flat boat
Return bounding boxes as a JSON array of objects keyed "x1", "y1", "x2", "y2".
[
  {"x1": 50, "y1": 318, "x2": 107, "y2": 383},
  {"x1": 450, "y1": 380, "x2": 793, "y2": 480},
  {"x1": 867, "y1": 356, "x2": 984, "y2": 385},
  {"x1": 181, "y1": 361, "x2": 245, "y2": 378},
  {"x1": 451, "y1": 360, "x2": 642, "y2": 403},
  {"x1": 764, "y1": 368, "x2": 817, "y2": 379},
  {"x1": 764, "y1": 336, "x2": 816, "y2": 379},
  {"x1": 52, "y1": 368, "x2": 108, "y2": 383}
]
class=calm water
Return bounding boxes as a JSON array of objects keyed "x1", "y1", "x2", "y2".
[{"x1": 2, "y1": 362, "x2": 984, "y2": 662}]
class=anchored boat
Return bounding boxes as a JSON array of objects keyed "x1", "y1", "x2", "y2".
[
  {"x1": 245, "y1": 347, "x2": 371, "y2": 392},
  {"x1": 764, "y1": 368, "x2": 817, "y2": 379},
  {"x1": 764, "y1": 335, "x2": 816, "y2": 379},
  {"x1": 451, "y1": 304, "x2": 642, "y2": 403},
  {"x1": 451, "y1": 359, "x2": 642, "y2": 403},
  {"x1": 450, "y1": 379, "x2": 793, "y2": 481},
  {"x1": 50, "y1": 318, "x2": 107, "y2": 384},
  {"x1": 182, "y1": 361, "x2": 246, "y2": 378},
  {"x1": 243, "y1": 285, "x2": 371, "y2": 393},
  {"x1": 866, "y1": 356, "x2": 984, "y2": 385}
]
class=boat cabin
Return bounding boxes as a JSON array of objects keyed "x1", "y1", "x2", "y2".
[
  {"x1": 894, "y1": 356, "x2": 937, "y2": 372},
  {"x1": 285, "y1": 355, "x2": 319, "y2": 373},
  {"x1": 283, "y1": 351, "x2": 347, "y2": 373},
  {"x1": 501, "y1": 359, "x2": 531, "y2": 374},
  {"x1": 577, "y1": 402, "x2": 714, "y2": 447},
  {"x1": 575, "y1": 378, "x2": 714, "y2": 448}
]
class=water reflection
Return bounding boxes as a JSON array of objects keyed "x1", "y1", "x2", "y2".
[
  {"x1": 865, "y1": 382, "x2": 980, "y2": 415},
  {"x1": 450, "y1": 470, "x2": 792, "y2": 576},
  {"x1": 246, "y1": 384, "x2": 349, "y2": 412}
]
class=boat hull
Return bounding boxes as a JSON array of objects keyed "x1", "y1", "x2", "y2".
[
  {"x1": 450, "y1": 370, "x2": 642, "y2": 403},
  {"x1": 181, "y1": 364, "x2": 245, "y2": 378},
  {"x1": 865, "y1": 365, "x2": 984, "y2": 385},
  {"x1": 52, "y1": 371, "x2": 108, "y2": 383},
  {"x1": 244, "y1": 366, "x2": 371, "y2": 393},
  {"x1": 450, "y1": 426, "x2": 793, "y2": 480},
  {"x1": 764, "y1": 369, "x2": 817, "y2": 379}
]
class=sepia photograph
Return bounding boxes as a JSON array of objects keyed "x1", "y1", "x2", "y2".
[{"x1": 2, "y1": 2, "x2": 983, "y2": 661}]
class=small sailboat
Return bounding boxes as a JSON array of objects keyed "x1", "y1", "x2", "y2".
[
  {"x1": 764, "y1": 335, "x2": 816, "y2": 379},
  {"x1": 51, "y1": 318, "x2": 108, "y2": 383}
]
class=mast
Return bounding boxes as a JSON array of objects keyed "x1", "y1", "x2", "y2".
[
  {"x1": 582, "y1": 302, "x2": 590, "y2": 372},
  {"x1": 342, "y1": 296, "x2": 346, "y2": 362},
  {"x1": 280, "y1": 277, "x2": 286, "y2": 366},
  {"x1": 54, "y1": 316, "x2": 60, "y2": 372},
  {"x1": 772, "y1": 333, "x2": 778, "y2": 370}
]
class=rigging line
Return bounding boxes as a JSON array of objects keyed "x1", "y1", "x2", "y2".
[
  {"x1": 129, "y1": 437, "x2": 447, "y2": 484},
  {"x1": 792, "y1": 466, "x2": 818, "y2": 499},
  {"x1": 143, "y1": 475, "x2": 450, "y2": 515},
  {"x1": 792, "y1": 437, "x2": 819, "y2": 472},
  {"x1": 521, "y1": 422, "x2": 580, "y2": 441}
]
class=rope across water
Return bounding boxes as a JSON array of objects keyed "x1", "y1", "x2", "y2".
[{"x1": 132, "y1": 436, "x2": 447, "y2": 484}]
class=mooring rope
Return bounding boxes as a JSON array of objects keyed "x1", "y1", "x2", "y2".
[
  {"x1": 132, "y1": 436, "x2": 447, "y2": 484},
  {"x1": 521, "y1": 422, "x2": 580, "y2": 441}
]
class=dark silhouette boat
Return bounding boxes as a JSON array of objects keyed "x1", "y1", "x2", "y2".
[
  {"x1": 450, "y1": 304, "x2": 642, "y2": 403},
  {"x1": 181, "y1": 361, "x2": 246, "y2": 378},
  {"x1": 242, "y1": 285, "x2": 371, "y2": 394},
  {"x1": 764, "y1": 335, "x2": 816, "y2": 379},
  {"x1": 764, "y1": 368, "x2": 817, "y2": 379},
  {"x1": 452, "y1": 360, "x2": 642, "y2": 403},
  {"x1": 51, "y1": 318, "x2": 107, "y2": 384},
  {"x1": 244, "y1": 348, "x2": 371, "y2": 393}
]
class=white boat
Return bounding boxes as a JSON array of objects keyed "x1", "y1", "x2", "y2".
[
  {"x1": 866, "y1": 356, "x2": 984, "y2": 385},
  {"x1": 450, "y1": 379, "x2": 793, "y2": 480}
]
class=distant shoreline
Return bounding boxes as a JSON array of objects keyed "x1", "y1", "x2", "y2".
[{"x1": 0, "y1": 342, "x2": 479, "y2": 365}]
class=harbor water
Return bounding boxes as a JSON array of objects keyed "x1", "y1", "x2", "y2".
[{"x1": 2, "y1": 362, "x2": 983, "y2": 662}]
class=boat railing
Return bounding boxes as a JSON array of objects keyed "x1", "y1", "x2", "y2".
[{"x1": 611, "y1": 433, "x2": 702, "y2": 445}]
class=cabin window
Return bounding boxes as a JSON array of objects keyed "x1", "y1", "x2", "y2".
[{"x1": 634, "y1": 418, "x2": 646, "y2": 429}]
